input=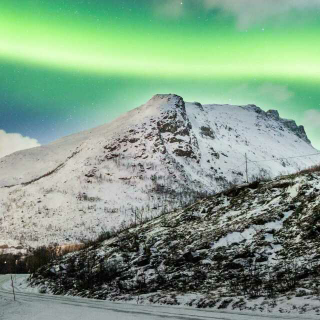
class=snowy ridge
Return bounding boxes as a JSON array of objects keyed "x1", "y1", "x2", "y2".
[{"x1": 0, "y1": 94, "x2": 318, "y2": 249}]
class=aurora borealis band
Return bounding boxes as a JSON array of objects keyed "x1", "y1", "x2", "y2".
[{"x1": 1, "y1": 0, "x2": 320, "y2": 150}]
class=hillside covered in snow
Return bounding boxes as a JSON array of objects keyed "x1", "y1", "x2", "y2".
[
  {"x1": 29, "y1": 167, "x2": 320, "y2": 315},
  {"x1": 0, "y1": 94, "x2": 318, "y2": 249}
]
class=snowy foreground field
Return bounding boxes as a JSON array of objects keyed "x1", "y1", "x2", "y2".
[{"x1": 0, "y1": 275, "x2": 319, "y2": 320}]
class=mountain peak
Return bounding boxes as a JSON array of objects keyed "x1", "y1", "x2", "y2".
[
  {"x1": 149, "y1": 93, "x2": 183, "y2": 103},
  {"x1": 145, "y1": 94, "x2": 185, "y2": 112},
  {"x1": 267, "y1": 109, "x2": 280, "y2": 119},
  {"x1": 266, "y1": 109, "x2": 310, "y2": 144}
]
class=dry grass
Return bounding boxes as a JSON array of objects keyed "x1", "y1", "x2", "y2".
[
  {"x1": 297, "y1": 164, "x2": 320, "y2": 175},
  {"x1": 56, "y1": 243, "x2": 86, "y2": 256}
]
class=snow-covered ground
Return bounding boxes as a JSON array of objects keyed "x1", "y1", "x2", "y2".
[{"x1": 0, "y1": 275, "x2": 318, "y2": 320}]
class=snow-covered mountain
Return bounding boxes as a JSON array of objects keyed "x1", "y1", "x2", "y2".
[{"x1": 0, "y1": 94, "x2": 318, "y2": 249}]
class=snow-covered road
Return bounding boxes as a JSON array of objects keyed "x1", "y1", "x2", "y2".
[{"x1": 0, "y1": 275, "x2": 318, "y2": 320}]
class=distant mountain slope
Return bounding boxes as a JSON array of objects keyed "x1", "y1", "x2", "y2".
[
  {"x1": 29, "y1": 167, "x2": 320, "y2": 315},
  {"x1": 0, "y1": 94, "x2": 318, "y2": 248}
]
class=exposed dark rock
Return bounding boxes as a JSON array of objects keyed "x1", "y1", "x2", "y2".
[{"x1": 200, "y1": 126, "x2": 215, "y2": 139}]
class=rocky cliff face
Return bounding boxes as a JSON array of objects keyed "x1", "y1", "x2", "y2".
[
  {"x1": 266, "y1": 109, "x2": 310, "y2": 143},
  {"x1": 0, "y1": 94, "x2": 318, "y2": 249}
]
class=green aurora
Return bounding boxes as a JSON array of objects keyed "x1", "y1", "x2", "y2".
[{"x1": 1, "y1": 0, "x2": 320, "y2": 149}]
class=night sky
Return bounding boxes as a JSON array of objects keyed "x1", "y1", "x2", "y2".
[{"x1": 1, "y1": 0, "x2": 320, "y2": 156}]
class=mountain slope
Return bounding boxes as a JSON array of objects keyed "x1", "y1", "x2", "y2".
[
  {"x1": 29, "y1": 167, "x2": 320, "y2": 314},
  {"x1": 0, "y1": 94, "x2": 318, "y2": 249}
]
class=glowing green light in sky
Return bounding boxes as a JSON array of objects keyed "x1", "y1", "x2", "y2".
[{"x1": 0, "y1": 0, "x2": 320, "y2": 148}]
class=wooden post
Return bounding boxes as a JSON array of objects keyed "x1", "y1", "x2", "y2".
[
  {"x1": 245, "y1": 153, "x2": 249, "y2": 183},
  {"x1": 10, "y1": 274, "x2": 16, "y2": 301}
]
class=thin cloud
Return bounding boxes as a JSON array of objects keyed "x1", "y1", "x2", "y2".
[
  {"x1": 204, "y1": 0, "x2": 320, "y2": 28},
  {"x1": 156, "y1": 0, "x2": 320, "y2": 28},
  {"x1": 154, "y1": 0, "x2": 185, "y2": 19},
  {"x1": 203, "y1": 0, "x2": 320, "y2": 28},
  {"x1": 256, "y1": 83, "x2": 294, "y2": 103},
  {"x1": 303, "y1": 109, "x2": 320, "y2": 130},
  {"x1": 225, "y1": 83, "x2": 294, "y2": 104},
  {"x1": 0, "y1": 130, "x2": 40, "y2": 159}
]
